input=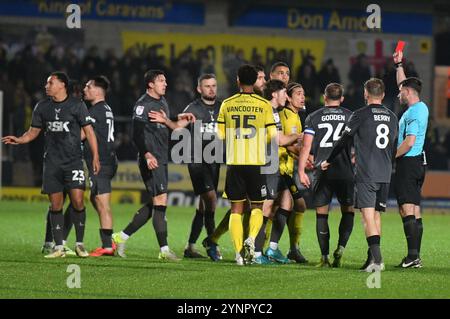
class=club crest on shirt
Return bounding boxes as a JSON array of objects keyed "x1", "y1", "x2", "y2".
[{"x1": 136, "y1": 105, "x2": 144, "y2": 116}]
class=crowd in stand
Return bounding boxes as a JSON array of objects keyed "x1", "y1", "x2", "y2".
[{"x1": 0, "y1": 39, "x2": 448, "y2": 184}]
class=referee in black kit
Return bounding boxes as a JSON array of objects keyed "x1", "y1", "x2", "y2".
[{"x1": 393, "y1": 51, "x2": 429, "y2": 269}]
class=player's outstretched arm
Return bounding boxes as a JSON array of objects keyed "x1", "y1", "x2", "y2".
[
  {"x1": 83, "y1": 124, "x2": 101, "y2": 175},
  {"x1": 148, "y1": 110, "x2": 194, "y2": 130},
  {"x1": 1, "y1": 127, "x2": 41, "y2": 145}
]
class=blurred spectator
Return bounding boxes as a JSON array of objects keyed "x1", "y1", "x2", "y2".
[
  {"x1": 317, "y1": 58, "x2": 341, "y2": 93},
  {"x1": 223, "y1": 49, "x2": 247, "y2": 94},
  {"x1": 296, "y1": 54, "x2": 318, "y2": 106},
  {"x1": 424, "y1": 119, "x2": 448, "y2": 170},
  {"x1": 342, "y1": 84, "x2": 360, "y2": 111},
  {"x1": 115, "y1": 132, "x2": 137, "y2": 161},
  {"x1": 381, "y1": 60, "x2": 398, "y2": 110},
  {"x1": 349, "y1": 53, "x2": 371, "y2": 87},
  {"x1": 166, "y1": 74, "x2": 194, "y2": 120}
]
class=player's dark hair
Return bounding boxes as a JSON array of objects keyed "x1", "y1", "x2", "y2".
[
  {"x1": 270, "y1": 62, "x2": 289, "y2": 74},
  {"x1": 286, "y1": 82, "x2": 303, "y2": 97},
  {"x1": 50, "y1": 71, "x2": 69, "y2": 90},
  {"x1": 237, "y1": 64, "x2": 257, "y2": 86},
  {"x1": 364, "y1": 78, "x2": 385, "y2": 98},
  {"x1": 197, "y1": 73, "x2": 216, "y2": 86},
  {"x1": 264, "y1": 79, "x2": 286, "y2": 100},
  {"x1": 144, "y1": 69, "x2": 165, "y2": 86},
  {"x1": 254, "y1": 65, "x2": 265, "y2": 73},
  {"x1": 400, "y1": 77, "x2": 422, "y2": 95},
  {"x1": 91, "y1": 75, "x2": 110, "y2": 92},
  {"x1": 324, "y1": 83, "x2": 344, "y2": 100}
]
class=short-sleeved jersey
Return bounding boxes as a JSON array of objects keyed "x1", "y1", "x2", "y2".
[
  {"x1": 132, "y1": 93, "x2": 170, "y2": 164},
  {"x1": 182, "y1": 98, "x2": 222, "y2": 162},
  {"x1": 398, "y1": 101, "x2": 429, "y2": 157},
  {"x1": 304, "y1": 106, "x2": 353, "y2": 180},
  {"x1": 217, "y1": 93, "x2": 276, "y2": 166},
  {"x1": 31, "y1": 96, "x2": 92, "y2": 165},
  {"x1": 279, "y1": 107, "x2": 301, "y2": 176},
  {"x1": 84, "y1": 101, "x2": 117, "y2": 167},
  {"x1": 344, "y1": 104, "x2": 398, "y2": 183}
]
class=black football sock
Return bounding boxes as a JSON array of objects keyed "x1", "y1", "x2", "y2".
[
  {"x1": 123, "y1": 203, "x2": 153, "y2": 236},
  {"x1": 204, "y1": 210, "x2": 215, "y2": 238},
  {"x1": 255, "y1": 216, "x2": 269, "y2": 253},
  {"x1": 50, "y1": 210, "x2": 64, "y2": 246},
  {"x1": 338, "y1": 212, "x2": 354, "y2": 248},
  {"x1": 402, "y1": 215, "x2": 419, "y2": 260},
  {"x1": 100, "y1": 229, "x2": 113, "y2": 249},
  {"x1": 188, "y1": 209, "x2": 204, "y2": 245},
  {"x1": 270, "y1": 208, "x2": 290, "y2": 244},
  {"x1": 367, "y1": 235, "x2": 382, "y2": 264},
  {"x1": 63, "y1": 204, "x2": 73, "y2": 241},
  {"x1": 416, "y1": 218, "x2": 423, "y2": 257},
  {"x1": 316, "y1": 214, "x2": 330, "y2": 257},
  {"x1": 44, "y1": 209, "x2": 53, "y2": 243},
  {"x1": 153, "y1": 206, "x2": 168, "y2": 247},
  {"x1": 71, "y1": 207, "x2": 86, "y2": 243}
]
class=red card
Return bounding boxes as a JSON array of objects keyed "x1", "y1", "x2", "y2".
[{"x1": 395, "y1": 41, "x2": 405, "y2": 53}]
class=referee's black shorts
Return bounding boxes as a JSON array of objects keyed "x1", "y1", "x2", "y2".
[
  {"x1": 188, "y1": 163, "x2": 220, "y2": 195},
  {"x1": 224, "y1": 165, "x2": 266, "y2": 202},
  {"x1": 394, "y1": 155, "x2": 426, "y2": 206}
]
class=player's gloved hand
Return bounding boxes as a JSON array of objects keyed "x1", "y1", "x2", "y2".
[
  {"x1": 1, "y1": 136, "x2": 20, "y2": 145},
  {"x1": 148, "y1": 110, "x2": 168, "y2": 124},
  {"x1": 177, "y1": 112, "x2": 196, "y2": 123},
  {"x1": 299, "y1": 171, "x2": 311, "y2": 188},
  {"x1": 145, "y1": 152, "x2": 158, "y2": 170}
]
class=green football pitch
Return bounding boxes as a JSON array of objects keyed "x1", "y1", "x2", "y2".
[{"x1": 0, "y1": 200, "x2": 449, "y2": 299}]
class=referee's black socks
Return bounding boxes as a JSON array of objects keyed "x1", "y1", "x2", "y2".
[
  {"x1": 123, "y1": 203, "x2": 153, "y2": 236},
  {"x1": 153, "y1": 205, "x2": 168, "y2": 247},
  {"x1": 402, "y1": 215, "x2": 419, "y2": 259},
  {"x1": 367, "y1": 235, "x2": 382, "y2": 264},
  {"x1": 316, "y1": 214, "x2": 330, "y2": 257},
  {"x1": 416, "y1": 218, "x2": 423, "y2": 256}
]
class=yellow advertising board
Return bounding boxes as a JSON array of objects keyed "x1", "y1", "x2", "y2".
[{"x1": 121, "y1": 31, "x2": 326, "y2": 83}]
